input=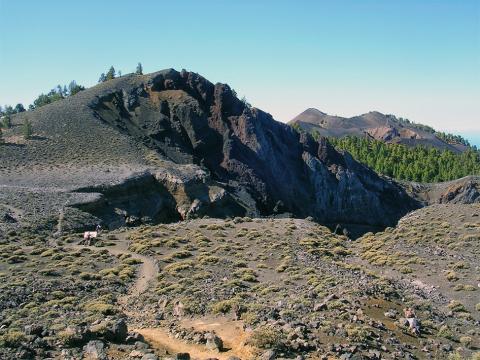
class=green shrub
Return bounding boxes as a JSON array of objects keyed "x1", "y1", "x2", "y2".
[
  {"x1": 22, "y1": 118, "x2": 33, "y2": 139},
  {"x1": 122, "y1": 257, "x2": 143, "y2": 265},
  {"x1": 448, "y1": 300, "x2": 467, "y2": 313},
  {"x1": 448, "y1": 353, "x2": 462, "y2": 360},
  {"x1": 446, "y1": 271, "x2": 459, "y2": 281},
  {"x1": 399, "y1": 266, "x2": 413, "y2": 274},
  {"x1": 248, "y1": 326, "x2": 283, "y2": 349},
  {"x1": 460, "y1": 336, "x2": 473, "y2": 349},
  {"x1": 0, "y1": 331, "x2": 26, "y2": 347},
  {"x1": 437, "y1": 325, "x2": 455, "y2": 340},
  {"x1": 79, "y1": 272, "x2": 101, "y2": 280},
  {"x1": 83, "y1": 301, "x2": 116, "y2": 315},
  {"x1": 57, "y1": 327, "x2": 83, "y2": 346},
  {"x1": 210, "y1": 299, "x2": 237, "y2": 314},
  {"x1": 346, "y1": 325, "x2": 370, "y2": 342}
]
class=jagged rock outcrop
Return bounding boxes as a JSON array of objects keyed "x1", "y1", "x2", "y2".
[
  {"x1": 438, "y1": 179, "x2": 480, "y2": 204},
  {"x1": 399, "y1": 176, "x2": 480, "y2": 206},
  {"x1": 87, "y1": 69, "x2": 419, "y2": 229},
  {"x1": 0, "y1": 69, "x2": 421, "y2": 234}
]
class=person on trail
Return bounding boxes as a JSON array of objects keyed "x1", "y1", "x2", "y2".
[
  {"x1": 82, "y1": 232, "x2": 91, "y2": 246},
  {"x1": 96, "y1": 224, "x2": 102, "y2": 233},
  {"x1": 403, "y1": 307, "x2": 420, "y2": 335}
]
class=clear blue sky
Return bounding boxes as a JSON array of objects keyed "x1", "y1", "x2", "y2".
[{"x1": 1, "y1": 0, "x2": 479, "y2": 144}]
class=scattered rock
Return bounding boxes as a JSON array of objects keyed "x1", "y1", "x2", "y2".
[
  {"x1": 175, "y1": 353, "x2": 190, "y2": 360},
  {"x1": 130, "y1": 350, "x2": 145, "y2": 358},
  {"x1": 205, "y1": 332, "x2": 223, "y2": 351},
  {"x1": 384, "y1": 310, "x2": 397, "y2": 319},
  {"x1": 83, "y1": 340, "x2": 107, "y2": 360},
  {"x1": 261, "y1": 350, "x2": 276, "y2": 360},
  {"x1": 141, "y1": 354, "x2": 159, "y2": 360},
  {"x1": 173, "y1": 301, "x2": 185, "y2": 317},
  {"x1": 135, "y1": 341, "x2": 150, "y2": 350},
  {"x1": 24, "y1": 324, "x2": 43, "y2": 336},
  {"x1": 126, "y1": 332, "x2": 145, "y2": 344}
]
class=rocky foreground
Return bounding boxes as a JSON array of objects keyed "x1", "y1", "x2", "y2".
[{"x1": 1, "y1": 203, "x2": 479, "y2": 359}]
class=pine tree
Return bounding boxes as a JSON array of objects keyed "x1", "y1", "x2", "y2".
[
  {"x1": 4, "y1": 105, "x2": 14, "y2": 115},
  {"x1": 98, "y1": 73, "x2": 106, "y2": 83},
  {"x1": 68, "y1": 80, "x2": 85, "y2": 95},
  {"x1": 14, "y1": 103, "x2": 25, "y2": 113},
  {"x1": 2, "y1": 114, "x2": 12, "y2": 128},
  {"x1": 328, "y1": 136, "x2": 480, "y2": 183},
  {"x1": 105, "y1": 66, "x2": 116, "y2": 80},
  {"x1": 136, "y1": 62, "x2": 143, "y2": 75},
  {"x1": 22, "y1": 118, "x2": 33, "y2": 139}
]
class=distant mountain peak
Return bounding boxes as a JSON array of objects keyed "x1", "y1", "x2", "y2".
[
  {"x1": 290, "y1": 108, "x2": 466, "y2": 154},
  {"x1": 304, "y1": 108, "x2": 327, "y2": 115}
]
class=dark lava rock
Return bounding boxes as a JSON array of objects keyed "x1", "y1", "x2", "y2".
[
  {"x1": 110, "y1": 318, "x2": 128, "y2": 343},
  {"x1": 24, "y1": 324, "x2": 44, "y2": 336},
  {"x1": 176, "y1": 353, "x2": 190, "y2": 360}
]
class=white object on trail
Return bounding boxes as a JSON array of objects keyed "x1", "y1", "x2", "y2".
[{"x1": 84, "y1": 231, "x2": 98, "y2": 240}]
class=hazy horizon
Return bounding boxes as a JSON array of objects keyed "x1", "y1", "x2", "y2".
[{"x1": 1, "y1": 0, "x2": 479, "y2": 140}]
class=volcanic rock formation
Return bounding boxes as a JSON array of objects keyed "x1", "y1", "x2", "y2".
[{"x1": 0, "y1": 69, "x2": 421, "y2": 235}]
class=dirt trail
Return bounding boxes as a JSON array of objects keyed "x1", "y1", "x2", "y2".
[
  {"x1": 69, "y1": 231, "x2": 158, "y2": 303},
  {"x1": 69, "y1": 233, "x2": 255, "y2": 357},
  {"x1": 136, "y1": 317, "x2": 255, "y2": 360}
]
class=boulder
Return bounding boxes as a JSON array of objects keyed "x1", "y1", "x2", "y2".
[
  {"x1": 261, "y1": 350, "x2": 276, "y2": 360},
  {"x1": 24, "y1": 324, "x2": 44, "y2": 336},
  {"x1": 176, "y1": 353, "x2": 190, "y2": 360},
  {"x1": 135, "y1": 341, "x2": 150, "y2": 350},
  {"x1": 384, "y1": 310, "x2": 397, "y2": 319},
  {"x1": 130, "y1": 350, "x2": 145, "y2": 358},
  {"x1": 142, "y1": 355, "x2": 159, "y2": 360},
  {"x1": 173, "y1": 301, "x2": 185, "y2": 317},
  {"x1": 110, "y1": 318, "x2": 128, "y2": 343},
  {"x1": 90, "y1": 318, "x2": 128, "y2": 343},
  {"x1": 83, "y1": 340, "x2": 107, "y2": 360},
  {"x1": 313, "y1": 302, "x2": 327, "y2": 311},
  {"x1": 205, "y1": 332, "x2": 223, "y2": 351},
  {"x1": 126, "y1": 331, "x2": 145, "y2": 344}
]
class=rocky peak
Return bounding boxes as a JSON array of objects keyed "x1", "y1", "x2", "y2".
[
  {"x1": 0, "y1": 68, "x2": 421, "y2": 236},
  {"x1": 88, "y1": 69, "x2": 419, "y2": 232}
]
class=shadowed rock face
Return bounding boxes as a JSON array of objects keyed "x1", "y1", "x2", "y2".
[
  {"x1": 0, "y1": 69, "x2": 420, "y2": 235},
  {"x1": 89, "y1": 69, "x2": 419, "y2": 230}
]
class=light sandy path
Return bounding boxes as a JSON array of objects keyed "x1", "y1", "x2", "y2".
[
  {"x1": 69, "y1": 233, "x2": 256, "y2": 358},
  {"x1": 136, "y1": 317, "x2": 255, "y2": 360},
  {"x1": 69, "y1": 231, "x2": 158, "y2": 304}
]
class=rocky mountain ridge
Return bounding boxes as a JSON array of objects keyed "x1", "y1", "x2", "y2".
[
  {"x1": 1, "y1": 69, "x2": 420, "y2": 236},
  {"x1": 290, "y1": 108, "x2": 468, "y2": 153}
]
